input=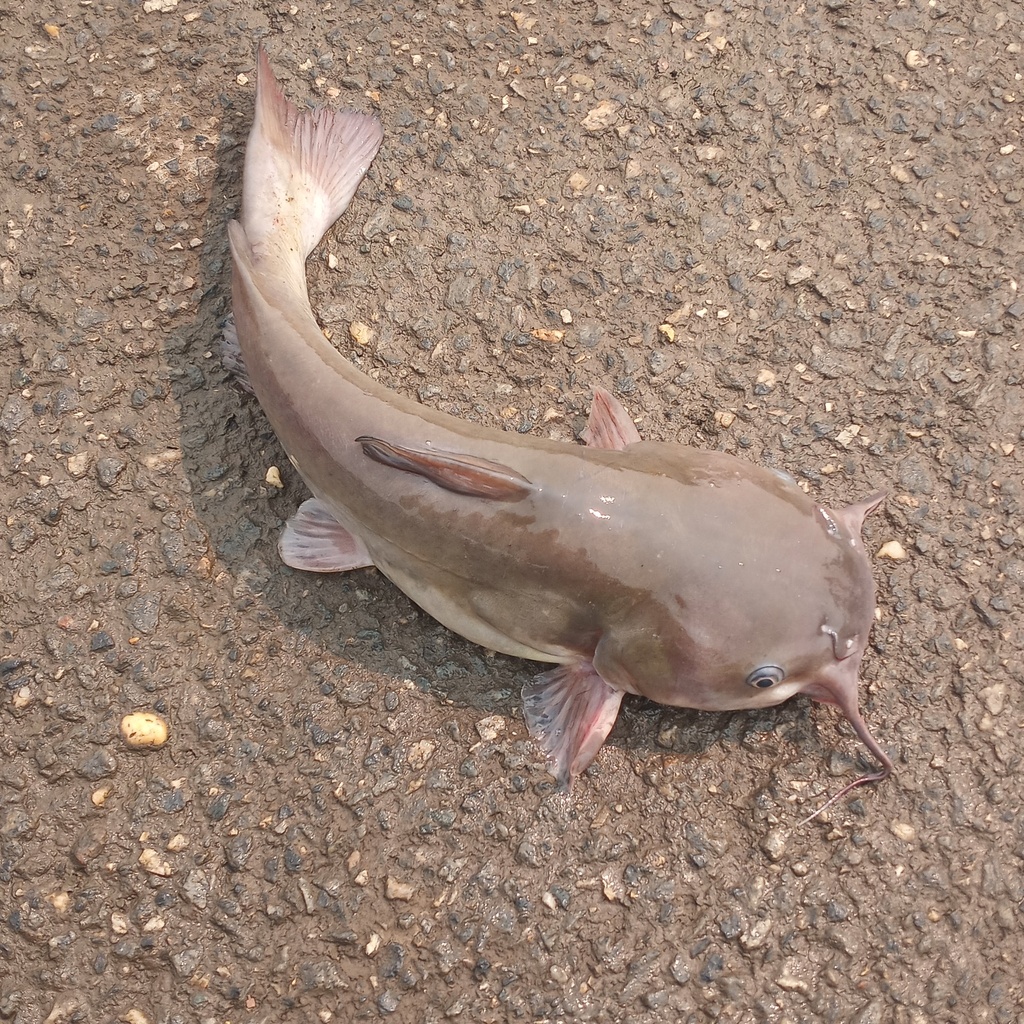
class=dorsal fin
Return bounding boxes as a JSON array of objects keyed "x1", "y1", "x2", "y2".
[
  {"x1": 581, "y1": 386, "x2": 642, "y2": 450},
  {"x1": 357, "y1": 436, "x2": 533, "y2": 500}
]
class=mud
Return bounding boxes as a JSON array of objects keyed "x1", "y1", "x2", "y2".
[{"x1": 2, "y1": 2, "x2": 1023, "y2": 1022}]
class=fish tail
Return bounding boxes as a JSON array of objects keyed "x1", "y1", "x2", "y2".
[{"x1": 240, "y1": 46, "x2": 383, "y2": 265}]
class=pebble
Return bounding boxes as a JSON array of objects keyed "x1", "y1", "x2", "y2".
[
  {"x1": 138, "y1": 848, "x2": 172, "y2": 877},
  {"x1": 90, "y1": 631, "x2": 115, "y2": 652},
  {"x1": 170, "y1": 947, "x2": 202, "y2": 979},
  {"x1": 979, "y1": 683, "x2": 1005, "y2": 716},
  {"x1": 760, "y1": 829, "x2": 787, "y2": 862},
  {"x1": 739, "y1": 917, "x2": 772, "y2": 951},
  {"x1": 904, "y1": 50, "x2": 929, "y2": 69},
  {"x1": 386, "y1": 877, "x2": 415, "y2": 901},
  {"x1": 581, "y1": 100, "x2": 620, "y2": 131},
  {"x1": 777, "y1": 973, "x2": 810, "y2": 994},
  {"x1": 125, "y1": 594, "x2": 161, "y2": 634},
  {"x1": 668, "y1": 954, "x2": 691, "y2": 985},
  {"x1": 95, "y1": 457, "x2": 126, "y2": 488},
  {"x1": 889, "y1": 821, "x2": 916, "y2": 842},
  {"x1": 877, "y1": 540, "x2": 908, "y2": 560},
  {"x1": 0, "y1": 395, "x2": 27, "y2": 438},
  {"x1": 378, "y1": 990, "x2": 400, "y2": 1015},
  {"x1": 474, "y1": 715, "x2": 505, "y2": 741},
  {"x1": 350, "y1": 321, "x2": 373, "y2": 345},
  {"x1": 407, "y1": 739, "x2": 436, "y2": 769},
  {"x1": 120, "y1": 712, "x2": 169, "y2": 749}
]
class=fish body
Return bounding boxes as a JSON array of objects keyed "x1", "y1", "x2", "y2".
[{"x1": 229, "y1": 48, "x2": 892, "y2": 808}]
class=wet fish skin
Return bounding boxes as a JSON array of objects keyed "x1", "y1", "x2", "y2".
[{"x1": 228, "y1": 48, "x2": 892, "y2": 809}]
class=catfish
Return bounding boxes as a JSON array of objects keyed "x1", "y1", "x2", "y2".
[{"x1": 227, "y1": 48, "x2": 893, "y2": 815}]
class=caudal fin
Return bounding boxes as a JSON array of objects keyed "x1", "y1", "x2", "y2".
[{"x1": 241, "y1": 46, "x2": 383, "y2": 262}]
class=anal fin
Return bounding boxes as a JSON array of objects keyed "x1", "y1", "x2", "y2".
[
  {"x1": 581, "y1": 386, "x2": 642, "y2": 451},
  {"x1": 220, "y1": 315, "x2": 254, "y2": 394},
  {"x1": 278, "y1": 498, "x2": 374, "y2": 572},
  {"x1": 522, "y1": 662, "x2": 624, "y2": 789}
]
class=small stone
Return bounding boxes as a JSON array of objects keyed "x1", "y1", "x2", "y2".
[
  {"x1": 601, "y1": 868, "x2": 625, "y2": 903},
  {"x1": 125, "y1": 594, "x2": 161, "y2": 635},
  {"x1": 889, "y1": 821, "x2": 916, "y2": 842},
  {"x1": 77, "y1": 749, "x2": 117, "y2": 780},
  {"x1": 122, "y1": 1010, "x2": 152, "y2": 1024},
  {"x1": 90, "y1": 631, "x2": 115, "y2": 652},
  {"x1": 567, "y1": 171, "x2": 589, "y2": 191},
  {"x1": 120, "y1": 712, "x2": 169, "y2": 749},
  {"x1": 67, "y1": 453, "x2": 90, "y2": 477},
  {"x1": 658, "y1": 323, "x2": 675, "y2": 342},
  {"x1": 877, "y1": 540, "x2": 908, "y2": 560},
  {"x1": 530, "y1": 328, "x2": 564, "y2": 343},
  {"x1": 170, "y1": 947, "x2": 202, "y2": 979},
  {"x1": 979, "y1": 683, "x2": 1006, "y2": 716},
  {"x1": 0, "y1": 395, "x2": 27, "y2": 438},
  {"x1": 581, "y1": 99, "x2": 620, "y2": 130},
  {"x1": 475, "y1": 715, "x2": 505, "y2": 741},
  {"x1": 72, "y1": 825, "x2": 106, "y2": 866},
  {"x1": 265, "y1": 465, "x2": 283, "y2": 488},
  {"x1": 760, "y1": 829, "x2": 786, "y2": 862},
  {"x1": 904, "y1": 50, "x2": 929, "y2": 69},
  {"x1": 386, "y1": 877, "x2": 415, "y2": 901},
  {"x1": 714, "y1": 410, "x2": 736, "y2": 428},
  {"x1": 777, "y1": 973, "x2": 809, "y2": 994},
  {"x1": 739, "y1": 917, "x2": 772, "y2": 951},
  {"x1": 407, "y1": 740, "x2": 436, "y2": 770},
  {"x1": 835, "y1": 424, "x2": 861, "y2": 447},
  {"x1": 349, "y1": 321, "x2": 373, "y2": 346},
  {"x1": 668, "y1": 953, "x2": 691, "y2": 985},
  {"x1": 139, "y1": 848, "x2": 172, "y2": 877},
  {"x1": 95, "y1": 457, "x2": 126, "y2": 488},
  {"x1": 786, "y1": 264, "x2": 815, "y2": 286},
  {"x1": 225, "y1": 834, "x2": 253, "y2": 871}
]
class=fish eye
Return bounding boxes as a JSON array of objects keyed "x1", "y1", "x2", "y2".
[{"x1": 746, "y1": 665, "x2": 786, "y2": 689}]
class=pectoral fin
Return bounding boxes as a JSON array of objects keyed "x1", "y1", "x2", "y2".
[
  {"x1": 522, "y1": 662, "x2": 624, "y2": 789},
  {"x1": 358, "y1": 436, "x2": 532, "y2": 500},
  {"x1": 279, "y1": 498, "x2": 375, "y2": 572},
  {"x1": 581, "y1": 386, "x2": 642, "y2": 450}
]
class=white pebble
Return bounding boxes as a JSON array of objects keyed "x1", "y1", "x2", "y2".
[
  {"x1": 877, "y1": 540, "x2": 908, "y2": 560},
  {"x1": 120, "y1": 712, "x2": 169, "y2": 749}
]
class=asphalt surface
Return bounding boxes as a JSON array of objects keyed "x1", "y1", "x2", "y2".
[{"x1": 1, "y1": 2, "x2": 1022, "y2": 1022}]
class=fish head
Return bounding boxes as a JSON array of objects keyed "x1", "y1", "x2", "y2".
[{"x1": 687, "y1": 488, "x2": 892, "y2": 781}]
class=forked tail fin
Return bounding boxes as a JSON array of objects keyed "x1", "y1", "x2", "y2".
[{"x1": 241, "y1": 46, "x2": 384, "y2": 263}]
